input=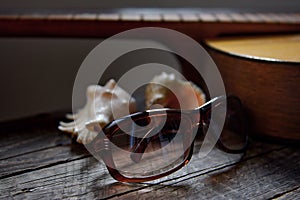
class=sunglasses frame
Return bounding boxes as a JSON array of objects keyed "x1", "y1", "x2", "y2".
[{"x1": 87, "y1": 95, "x2": 248, "y2": 183}]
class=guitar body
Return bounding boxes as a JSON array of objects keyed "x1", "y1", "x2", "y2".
[{"x1": 204, "y1": 35, "x2": 300, "y2": 142}]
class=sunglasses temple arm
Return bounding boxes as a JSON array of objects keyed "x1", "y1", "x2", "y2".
[
  {"x1": 194, "y1": 95, "x2": 226, "y2": 117},
  {"x1": 199, "y1": 95, "x2": 248, "y2": 154}
]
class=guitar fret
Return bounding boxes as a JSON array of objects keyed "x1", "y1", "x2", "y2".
[
  {"x1": 277, "y1": 14, "x2": 300, "y2": 23},
  {"x1": 215, "y1": 13, "x2": 232, "y2": 22},
  {"x1": 120, "y1": 14, "x2": 141, "y2": 21},
  {"x1": 73, "y1": 14, "x2": 97, "y2": 20},
  {"x1": 279, "y1": 14, "x2": 298, "y2": 23},
  {"x1": 244, "y1": 13, "x2": 265, "y2": 23},
  {"x1": 181, "y1": 14, "x2": 199, "y2": 22},
  {"x1": 198, "y1": 13, "x2": 217, "y2": 22},
  {"x1": 291, "y1": 14, "x2": 300, "y2": 23},
  {"x1": 47, "y1": 14, "x2": 73, "y2": 20},
  {"x1": 162, "y1": 14, "x2": 181, "y2": 22},
  {"x1": 274, "y1": 14, "x2": 294, "y2": 23},
  {"x1": 97, "y1": 13, "x2": 120, "y2": 21},
  {"x1": 268, "y1": 13, "x2": 286, "y2": 23},
  {"x1": 229, "y1": 13, "x2": 248, "y2": 22},
  {"x1": 142, "y1": 14, "x2": 162, "y2": 21},
  {"x1": 257, "y1": 13, "x2": 277, "y2": 23}
]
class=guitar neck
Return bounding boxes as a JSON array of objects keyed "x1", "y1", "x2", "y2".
[{"x1": 0, "y1": 8, "x2": 300, "y2": 39}]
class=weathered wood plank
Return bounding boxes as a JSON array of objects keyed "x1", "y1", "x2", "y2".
[
  {"x1": 0, "y1": 156, "x2": 114, "y2": 199},
  {"x1": 0, "y1": 112, "x2": 71, "y2": 160},
  {"x1": 0, "y1": 140, "x2": 287, "y2": 199},
  {"x1": 0, "y1": 143, "x2": 89, "y2": 178},
  {"x1": 0, "y1": 131, "x2": 71, "y2": 160}
]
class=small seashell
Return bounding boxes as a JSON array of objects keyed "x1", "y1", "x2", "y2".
[
  {"x1": 58, "y1": 79, "x2": 136, "y2": 144},
  {"x1": 145, "y1": 72, "x2": 206, "y2": 109}
]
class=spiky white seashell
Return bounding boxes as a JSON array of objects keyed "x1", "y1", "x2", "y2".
[
  {"x1": 145, "y1": 72, "x2": 206, "y2": 109},
  {"x1": 58, "y1": 79, "x2": 136, "y2": 144}
]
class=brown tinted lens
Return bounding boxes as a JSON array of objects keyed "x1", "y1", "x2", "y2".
[
  {"x1": 202, "y1": 96, "x2": 247, "y2": 152},
  {"x1": 108, "y1": 112, "x2": 194, "y2": 179},
  {"x1": 220, "y1": 96, "x2": 247, "y2": 152}
]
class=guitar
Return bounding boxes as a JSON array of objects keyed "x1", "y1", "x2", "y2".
[
  {"x1": 0, "y1": 8, "x2": 299, "y2": 39},
  {"x1": 204, "y1": 35, "x2": 300, "y2": 142}
]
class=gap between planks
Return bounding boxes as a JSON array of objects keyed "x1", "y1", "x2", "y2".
[{"x1": 269, "y1": 186, "x2": 300, "y2": 199}]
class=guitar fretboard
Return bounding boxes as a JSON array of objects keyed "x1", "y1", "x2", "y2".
[{"x1": 1, "y1": 8, "x2": 299, "y2": 39}]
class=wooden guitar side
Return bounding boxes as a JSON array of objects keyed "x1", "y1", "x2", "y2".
[{"x1": 204, "y1": 35, "x2": 300, "y2": 142}]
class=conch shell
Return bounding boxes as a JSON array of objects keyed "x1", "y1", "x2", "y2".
[
  {"x1": 59, "y1": 73, "x2": 205, "y2": 144},
  {"x1": 58, "y1": 79, "x2": 136, "y2": 144},
  {"x1": 145, "y1": 72, "x2": 206, "y2": 109}
]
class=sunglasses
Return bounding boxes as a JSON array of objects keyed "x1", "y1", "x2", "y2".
[{"x1": 86, "y1": 95, "x2": 248, "y2": 183}]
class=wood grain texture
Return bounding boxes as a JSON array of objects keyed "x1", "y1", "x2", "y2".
[
  {"x1": 0, "y1": 142, "x2": 297, "y2": 199},
  {"x1": 0, "y1": 112, "x2": 71, "y2": 160},
  {"x1": 204, "y1": 35, "x2": 300, "y2": 141},
  {"x1": 0, "y1": 144, "x2": 89, "y2": 178},
  {"x1": 0, "y1": 113, "x2": 299, "y2": 199},
  {"x1": 115, "y1": 148, "x2": 300, "y2": 200}
]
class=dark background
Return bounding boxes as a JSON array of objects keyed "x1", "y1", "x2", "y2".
[
  {"x1": 1, "y1": 0, "x2": 299, "y2": 12},
  {"x1": 0, "y1": 0, "x2": 299, "y2": 121}
]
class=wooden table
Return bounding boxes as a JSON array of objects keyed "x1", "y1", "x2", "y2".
[{"x1": 0, "y1": 112, "x2": 299, "y2": 199}]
